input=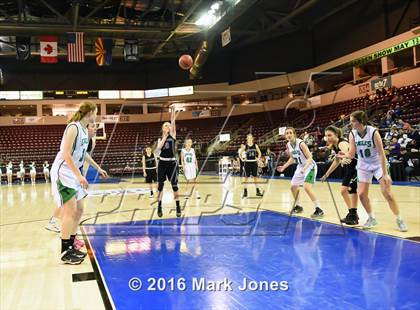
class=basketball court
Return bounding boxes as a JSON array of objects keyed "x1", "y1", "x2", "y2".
[{"x1": 1, "y1": 1, "x2": 420, "y2": 309}]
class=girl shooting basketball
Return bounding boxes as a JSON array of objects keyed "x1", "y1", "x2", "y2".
[
  {"x1": 50, "y1": 102, "x2": 108, "y2": 264},
  {"x1": 142, "y1": 146, "x2": 157, "y2": 198},
  {"x1": 277, "y1": 127, "x2": 323, "y2": 218},
  {"x1": 320, "y1": 126, "x2": 359, "y2": 225},
  {"x1": 156, "y1": 110, "x2": 181, "y2": 218},
  {"x1": 181, "y1": 138, "x2": 200, "y2": 199},
  {"x1": 337, "y1": 111, "x2": 407, "y2": 231}
]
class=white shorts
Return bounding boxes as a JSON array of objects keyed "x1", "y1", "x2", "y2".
[
  {"x1": 30, "y1": 169, "x2": 36, "y2": 175},
  {"x1": 16, "y1": 171, "x2": 21, "y2": 178},
  {"x1": 43, "y1": 168, "x2": 49, "y2": 174},
  {"x1": 184, "y1": 164, "x2": 197, "y2": 180},
  {"x1": 357, "y1": 166, "x2": 384, "y2": 183},
  {"x1": 291, "y1": 164, "x2": 317, "y2": 186},
  {"x1": 6, "y1": 169, "x2": 12, "y2": 176},
  {"x1": 51, "y1": 163, "x2": 87, "y2": 207}
]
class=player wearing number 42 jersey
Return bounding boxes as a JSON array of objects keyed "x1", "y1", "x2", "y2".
[
  {"x1": 277, "y1": 127, "x2": 324, "y2": 219},
  {"x1": 338, "y1": 111, "x2": 407, "y2": 232},
  {"x1": 181, "y1": 139, "x2": 200, "y2": 199}
]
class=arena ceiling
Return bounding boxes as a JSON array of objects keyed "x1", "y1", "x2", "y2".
[{"x1": 0, "y1": 0, "x2": 371, "y2": 59}]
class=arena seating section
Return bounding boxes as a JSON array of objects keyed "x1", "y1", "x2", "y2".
[{"x1": 1, "y1": 83, "x2": 419, "y2": 177}]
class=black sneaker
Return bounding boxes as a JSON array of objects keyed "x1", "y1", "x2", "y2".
[
  {"x1": 243, "y1": 189, "x2": 248, "y2": 198},
  {"x1": 176, "y1": 205, "x2": 181, "y2": 218},
  {"x1": 344, "y1": 212, "x2": 359, "y2": 225},
  {"x1": 72, "y1": 248, "x2": 87, "y2": 259},
  {"x1": 157, "y1": 206, "x2": 163, "y2": 218},
  {"x1": 256, "y1": 188, "x2": 263, "y2": 197},
  {"x1": 340, "y1": 212, "x2": 351, "y2": 223},
  {"x1": 291, "y1": 205, "x2": 303, "y2": 214},
  {"x1": 60, "y1": 248, "x2": 84, "y2": 265},
  {"x1": 311, "y1": 207, "x2": 324, "y2": 219}
]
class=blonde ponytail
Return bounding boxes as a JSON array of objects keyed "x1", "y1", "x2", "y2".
[{"x1": 69, "y1": 101, "x2": 97, "y2": 123}]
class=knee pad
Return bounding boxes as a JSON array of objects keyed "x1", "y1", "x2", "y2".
[
  {"x1": 348, "y1": 180, "x2": 357, "y2": 194},
  {"x1": 172, "y1": 185, "x2": 179, "y2": 192},
  {"x1": 158, "y1": 182, "x2": 164, "y2": 192}
]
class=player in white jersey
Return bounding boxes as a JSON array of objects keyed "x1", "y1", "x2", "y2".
[
  {"x1": 50, "y1": 102, "x2": 108, "y2": 264},
  {"x1": 181, "y1": 139, "x2": 200, "y2": 199},
  {"x1": 45, "y1": 123, "x2": 97, "y2": 249},
  {"x1": 43, "y1": 161, "x2": 50, "y2": 182},
  {"x1": 277, "y1": 127, "x2": 324, "y2": 218},
  {"x1": 29, "y1": 161, "x2": 36, "y2": 185},
  {"x1": 18, "y1": 160, "x2": 25, "y2": 184},
  {"x1": 338, "y1": 111, "x2": 407, "y2": 232},
  {"x1": 6, "y1": 161, "x2": 13, "y2": 185}
]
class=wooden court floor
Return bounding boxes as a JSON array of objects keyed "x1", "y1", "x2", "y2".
[{"x1": 1, "y1": 175, "x2": 419, "y2": 309}]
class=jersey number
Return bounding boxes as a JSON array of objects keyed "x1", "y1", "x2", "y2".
[
  {"x1": 296, "y1": 157, "x2": 302, "y2": 165},
  {"x1": 359, "y1": 149, "x2": 371, "y2": 158},
  {"x1": 186, "y1": 155, "x2": 193, "y2": 163},
  {"x1": 79, "y1": 149, "x2": 86, "y2": 162}
]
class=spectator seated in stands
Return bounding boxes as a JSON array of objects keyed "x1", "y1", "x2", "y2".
[
  {"x1": 389, "y1": 137, "x2": 401, "y2": 159},
  {"x1": 407, "y1": 126, "x2": 420, "y2": 151},
  {"x1": 302, "y1": 131, "x2": 315, "y2": 148},
  {"x1": 398, "y1": 147, "x2": 417, "y2": 181},
  {"x1": 398, "y1": 134, "x2": 413, "y2": 149},
  {"x1": 394, "y1": 104, "x2": 402, "y2": 117},
  {"x1": 384, "y1": 125, "x2": 400, "y2": 141}
]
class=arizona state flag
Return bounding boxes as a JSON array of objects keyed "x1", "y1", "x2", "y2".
[
  {"x1": 16, "y1": 36, "x2": 31, "y2": 60},
  {"x1": 95, "y1": 38, "x2": 112, "y2": 66}
]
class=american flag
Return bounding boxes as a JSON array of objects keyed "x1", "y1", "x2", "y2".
[{"x1": 67, "y1": 32, "x2": 84, "y2": 63}]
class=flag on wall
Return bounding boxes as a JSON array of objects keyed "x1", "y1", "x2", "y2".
[
  {"x1": 95, "y1": 38, "x2": 112, "y2": 66},
  {"x1": 67, "y1": 32, "x2": 85, "y2": 63},
  {"x1": 16, "y1": 36, "x2": 31, "y2": 60},
  {"x1": 39, "y1": 36, "x2": 58, "y2": 63},
  {"x1": 124, "y1": 39, "x2": 139, "y2": 62}
]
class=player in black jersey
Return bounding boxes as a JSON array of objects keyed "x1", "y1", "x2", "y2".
[
  {"x1": 142, "y1": 146, "x2": 157, "y2": 198},
  {"x1": 156, "y1": 111, "x2": 181, "y2": 217},
  {"x1": 239, "y1": 134, "x2": 263, "y2": 197},
  {"x1": 321, "y1": 126, "x2": 359, "y2": 225}
]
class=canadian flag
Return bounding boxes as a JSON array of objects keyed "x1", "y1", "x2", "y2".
[{"x1": 40, "y1": 36, "x2": 58, "y2": 63}]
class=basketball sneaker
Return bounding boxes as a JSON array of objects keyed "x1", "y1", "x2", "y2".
[
  {"x1": 291, "y1": 205, "x2": 303, "y2": 214},
  {"x1": 363, "y1": 217, "x2": 378, "y2": 230},
  {"x1": 242, "y1": 188, "x2": 248, "y2": 198},
  {"x1": 397, "y1": 219, "x2": 408, "y2": 232},
  {"x1": 157, "y1": 206, "x2": 163, "y2": 218},
  {"x1": 176, "y1": 205, "x2": 181, "y2": 218},
  {"x1": 256, "y1": 188, "x2": 263, "y2": 197},
  {"x1": 60, "y1": 248, "x2": 84, "y2": 265},
  {"x1": 311, "y1": 207, "x2": 324, "y2": 219},
  {"x1": 45, "y1": 218, "x2": 60, "y2": 233}
]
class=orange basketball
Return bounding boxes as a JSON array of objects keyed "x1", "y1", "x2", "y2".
[{"x1": 178, "y1": 54, "x2": 193, "y2": 70}]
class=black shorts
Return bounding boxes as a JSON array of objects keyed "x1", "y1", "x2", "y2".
[
  {"x1": 145, "y1": 169, "x2": 157, "y2": 183},
  {"x1": 342, "y1": 166, "x2": 357, "y2": 194},
  {"x1": 244, "y1": 161, "x2": 258, "y2": 177},
  {"x1": 158, "y1": 160, "x2": 178, "y2": 185}
]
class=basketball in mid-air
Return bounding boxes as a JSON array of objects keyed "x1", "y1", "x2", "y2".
[{"x1": 178, "y1": 54, "x2": 193, "y2": 70}]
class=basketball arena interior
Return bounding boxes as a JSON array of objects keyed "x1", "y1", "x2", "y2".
[{"x1": 0, "y1": 1, "x2": 420, "y2": 309}]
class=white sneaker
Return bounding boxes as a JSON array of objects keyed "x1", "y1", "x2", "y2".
[
  {"x1": 45, "y1": 220, "x2": 60, "y2": 233},
  {"x1": 196, "y1": 193, "x2": 201, "y2": 199},
  {"x1": 397, "y1": 219, "x2": 408, "y2": 232},
  {"x1": 363, "y1": 217, "x2": 378, "y2": 230}
]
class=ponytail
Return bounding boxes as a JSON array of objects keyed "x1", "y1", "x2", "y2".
[{"x1": 69, "y1": 101, "x2": 97, "y2": 123}]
